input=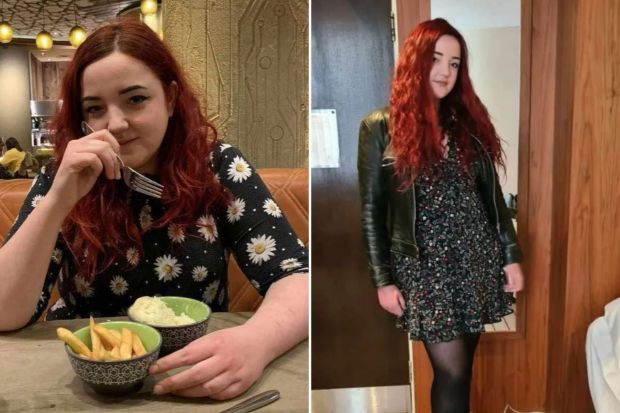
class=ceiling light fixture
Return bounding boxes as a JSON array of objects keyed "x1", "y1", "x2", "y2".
[
  {"x1": 68, "y1": 0, "x2": 87, "y2": 47},
  {"x1": 0, "y1": 0, "x2": 13, "y2": 44},
  {"x1": 36, "y1": 1, "x2": 53, "y2": 50},
  {"x1": 140, "y1": 0, "x2": 158, "y2": 16}
]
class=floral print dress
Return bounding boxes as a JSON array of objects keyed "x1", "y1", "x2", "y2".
[
  {"x1": 393, "y1": 136, "x2": 515, "y2": 343},
  {"x1": 5, "y1": 142, "x2": 308, "y2": 324}
]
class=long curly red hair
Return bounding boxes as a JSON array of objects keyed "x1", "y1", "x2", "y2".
[
  {"x1": 389, "y1": 18, "x2": 504, "y2": 187},
  {"x1": 51, "y1": 19, "x2": 229, "y2": 280}
]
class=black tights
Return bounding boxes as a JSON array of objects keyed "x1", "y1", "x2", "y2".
[{"x1": 423, "y1": 333, "x2": 480, "y2": 413}]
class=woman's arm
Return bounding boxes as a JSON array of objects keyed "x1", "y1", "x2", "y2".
[
  {"x1": 0, "y1": 191, "x2": 69, "y2": 331},
  {"x1": 0, "y1": 130, "x2": 121, "y2": 331},
  {"x1": 357, "y1": 110, "x2": 393, "y2": 287}
]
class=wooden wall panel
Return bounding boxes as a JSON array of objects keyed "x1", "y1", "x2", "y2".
[
  {"x1": 547, "y1": 0, "x2": 620, "y2": 411},
  {"x1": 394, "y1": 0, "x2": 430, "y2": 52},
  {"x1": 163, "y1": 0, "x2": 308, "y2": 168}
]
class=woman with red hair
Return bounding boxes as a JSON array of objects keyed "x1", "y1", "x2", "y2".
[
  {"x1": 0, "y1": 20, "x2": 308, "y2": 400},
  {"x1": 358, "y1": 18, "x2": 524, "y2": 412}
]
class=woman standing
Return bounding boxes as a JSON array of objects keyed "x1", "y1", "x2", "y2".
[{"x1": 358, "y1": 18, "x2": 524, "y2": 412}]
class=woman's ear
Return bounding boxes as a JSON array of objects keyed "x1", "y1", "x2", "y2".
[{"x1": 166, "y1": 81, "x2": 178, "y2": 117}]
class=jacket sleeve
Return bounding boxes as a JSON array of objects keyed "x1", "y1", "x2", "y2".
[
  {"x1": 357, "y1": 116, "x2": 394, "y2": 288},
  {"x1": 490, "y1": 165, "x2": 523, "y2": 266}
]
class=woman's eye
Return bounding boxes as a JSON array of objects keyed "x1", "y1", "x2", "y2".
[
  {"x1": 451, "y1": 62, "x2": 459, "y2": 69},
  {"x1": 84, "y1": 105, "x2": 102, "y2": 114},
  {"x1": 432, "y1": 57, "x2": 439, "y2": 63},
  {"x1": 128, "y1": 95, "x2": 149, "y2": 105}
]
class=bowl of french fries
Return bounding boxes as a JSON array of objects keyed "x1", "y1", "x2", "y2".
[
  {"x1": 128, "y1": 296, "x2": 211, "y2": 355},
  {"x1": 57, "y1": 317, "x2": 161, "y2": 395}
]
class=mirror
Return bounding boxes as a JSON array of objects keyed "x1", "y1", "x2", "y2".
[{"x1": 430, "y1": 0, "x2": 522, "y2": 333}]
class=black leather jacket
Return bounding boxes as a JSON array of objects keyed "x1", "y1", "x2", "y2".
[{"x1": 357, "y1": 108, "x2": 522, "y2": 288}]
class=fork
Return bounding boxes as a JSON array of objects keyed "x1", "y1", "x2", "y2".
[{"x1": 80, "y1": 121, "x2": 164, "y2": 199}]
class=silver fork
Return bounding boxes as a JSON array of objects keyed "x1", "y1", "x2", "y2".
[{"x1": 80, "y1": 121, "x2": 164, "y2": 199}]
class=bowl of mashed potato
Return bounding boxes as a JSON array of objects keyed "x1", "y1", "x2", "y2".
[{"x1": 128, "y1": 296, "x2": 211, "y2": 355}]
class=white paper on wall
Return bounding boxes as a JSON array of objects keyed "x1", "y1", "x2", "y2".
[{"x1": 310, "y1": 109, "x2": 340, "y2": 168}]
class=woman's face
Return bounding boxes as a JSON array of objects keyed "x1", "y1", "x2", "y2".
[
  {"x1": 80, "y1": 52, "x2": 176, "y2": 174},
  {"x1": 429, "y1": 34, "x2": 461, "y2": 101}
]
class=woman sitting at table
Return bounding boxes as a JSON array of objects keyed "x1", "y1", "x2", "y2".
[
  {"x1": 0, "y1": 19, "x2": 308, "y2": 400},
  {"x1": 0, "y1": 137, "x2": 27, "y2": 176}
]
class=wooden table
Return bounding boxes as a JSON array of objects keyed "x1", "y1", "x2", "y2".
[{"x1": 0, "y1": 313, "x2": 308, "y2": 412}]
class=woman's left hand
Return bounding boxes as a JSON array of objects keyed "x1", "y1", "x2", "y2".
[
  {"x1": 150, "y1": 325, "x2": 267, "y2": 399},
  {"x1": 503, "y1": 263, "x2": 525, "y2": 293}
]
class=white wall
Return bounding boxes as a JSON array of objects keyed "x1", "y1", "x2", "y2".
[
  {"x1": 462, "y1": 26, "x2": 520, "y2": 196},
  {"x1": 430, "y1": 1, "x2": 521, "y2": 196}
]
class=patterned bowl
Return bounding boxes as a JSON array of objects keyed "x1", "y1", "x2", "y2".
[
  {"x1": 128, "y1": 296, "x2": 211, "y2": 356},
  {"x1": 64, "y1": 321, "x2": 161, "y2": 395}
]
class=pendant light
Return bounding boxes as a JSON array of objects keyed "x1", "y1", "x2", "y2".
[
  {"x1": 140, "y1": 0, "x2": 157, "y2": 16},
  {"x1": 36, "y1": 1, "x2": 53, "y2": 51},
  {"x1": 68, "y1": 0, "x2": 87, "y2": 48},
  {"x1": 0, "y1": 0, "x2": 13, "y2": 44}
]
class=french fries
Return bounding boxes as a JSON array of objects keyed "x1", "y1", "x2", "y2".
[
  {"x1": 57, "y1": 327, "x2": 92, "y2": 358},
  {"x1": 56, "y1": 320, "x2": 148, "y2": 362}
]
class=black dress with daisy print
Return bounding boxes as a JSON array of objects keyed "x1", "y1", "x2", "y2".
[{"x1": 5, "y1": 142, "x2": 308, "y2": 324}]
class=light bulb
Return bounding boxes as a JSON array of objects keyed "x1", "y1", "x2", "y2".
[
  {"x1": 0, "y1": 20, "x2": 13, "y2": 43},
  {"x1": 69, "y1": 25, "x2": 87, "y2": 47},
  {"x1": 140, "y1": 0, "x2": 157, "y2": 15},
  {"x1": 36, "y1": 30, "x2": 53, "y2": 50}
]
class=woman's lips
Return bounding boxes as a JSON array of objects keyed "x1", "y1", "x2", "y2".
[{"x1": 118, "y1": 137, "x2": 138, "y2": 146}]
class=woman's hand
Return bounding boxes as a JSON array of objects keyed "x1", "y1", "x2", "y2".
[
  {"x1": 47, "y1": 129, "x2": 120, "y2": 213},
  {"x1": 503, "y1": 263, "x2": 525, "y2": 293},
  {"x1": 149, "y1": 275, "x2": 307, "y2": 399},
  {"x1": 150, "y1": 325, "x2": 267, "y2": 399},
  {"x1": 377, "y1": 285, "x2": 405, "y2": 316}
]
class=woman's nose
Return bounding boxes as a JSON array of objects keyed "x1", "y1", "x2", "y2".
[{"x1": 106, "y1": 108, "x2": 129, "y2": 136}]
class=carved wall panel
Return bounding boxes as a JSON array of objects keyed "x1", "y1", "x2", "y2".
[{"x1": 163, "y1": 0, "x2": 308, "y2": 168}]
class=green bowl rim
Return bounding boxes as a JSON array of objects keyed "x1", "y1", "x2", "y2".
[
  {"x1": 127, "y1": 296, "x2": 211, "y2": 329},
  {"x1": 65, "y1": 320, "x2": 162, "y2": 364}
]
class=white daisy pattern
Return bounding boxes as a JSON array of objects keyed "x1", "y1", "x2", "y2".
[
  {"x1": 50, "y1": 298, "x2": 66, "y2": 311},
  {"x1": 197, "y1": 215, "x2": 218, "y2": 243},
  {"x1": 280, "y1": 258, "x2": 302, "y2": 271},
  {"x1": 154, "y1": 254, "x2": 183, "y2": 282},
  {"x1": 51, "y1": 248, "x2": 63, "y2": 264},
  {"x1": 246, "y1": 234, "x2": 277, "y2": 265},
  {"x1": 109, "y1": 275, "x2": 129, "y2": 296},
  {"x1": 263, "y1": 198, "x2": 282, "y2": 218},
  {"x1": 220, "y1": 143, "x2": 232, "y2": 151},
  {"x1": 167, "y1": 224, "x2": 186, "y2": 243},
  {"x1": 31, "y1": 194, "x2": 44, "y2": 208},
  {"x1": 202, "y1": 280, "x2": 220, "y2": 303},
  {"x1": 74, "y1": 276, "x2": 94, "y2": 298},
  {"x1": 126, "y1": 247, "x2": 140, "y2": 266},
  {"x1": 192, "y1": 265, "x2": 208, "y2": 282},
  {"x1": 139, "y1": 204, "x2": 153, "y2": 230},
  {"x1": 227, "y1": 198, "x2": 246, "y2": 223},
  {"x1": 227, "y1": 156, "x2": 252, "y2": 183}
]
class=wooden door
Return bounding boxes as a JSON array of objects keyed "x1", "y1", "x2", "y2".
[{"x1": 311, "y1": 0, "x2": 410, "y2": 389}]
